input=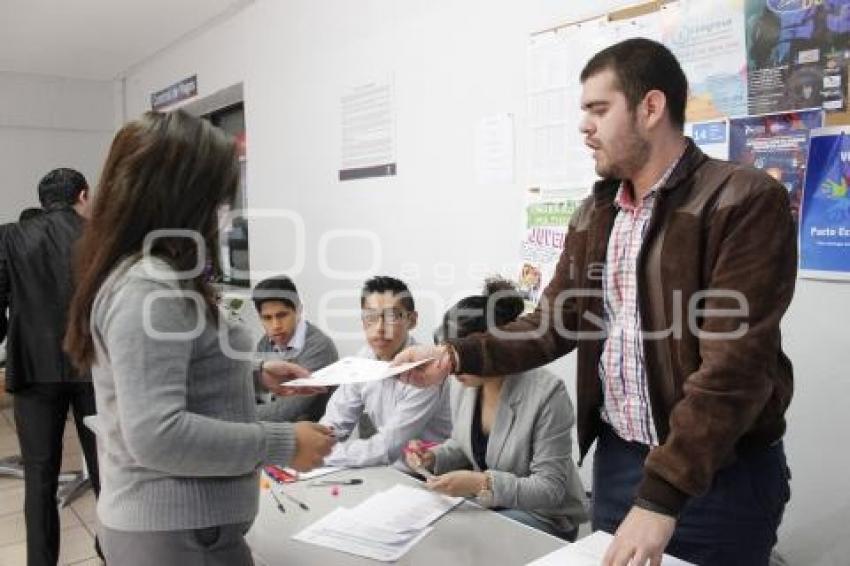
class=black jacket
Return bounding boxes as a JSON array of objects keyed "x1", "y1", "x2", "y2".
[{"x1": 0, "y1": 206, "x2": 87, "y2": 392}]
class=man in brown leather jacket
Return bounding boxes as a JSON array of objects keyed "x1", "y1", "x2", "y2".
[{"x1": 397, "y1": 38, "x2": 795, "y2": 566}]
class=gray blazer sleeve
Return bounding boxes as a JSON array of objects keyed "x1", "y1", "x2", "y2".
[
  {"x1": 432, "y1": 438, "x2": 472, "y2": 474},
  {"x1": 489, "y1": 381, "x2": 575, "y2": 512}
]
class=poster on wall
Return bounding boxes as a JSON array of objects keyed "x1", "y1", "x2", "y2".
[
  {"x1": 745, "y1": 0, "x2": 850, "y2": 115},
  {"x1": 661, "y1": 0, "x2": 749, "y2": 121},
  {"x1": 527, "y1": 19, "x2": 605, "y2": 189},
  {"x1": 729, "y1": 109, "x2": 823, "y2": 218},
  {"x1": 799, "y1": 126, "x2": 850, "y2": 280},
  {"x1": 517, "y1": 188, "x2": 585, "y2": 307},
  {"x1": 686, "y1": 120, "x2": 730, "y2": 160},
  {"x1": 527, "y1": 11, "x2": 662, "y2": 190},
  {"x1": 339, "y1": 77, "x2": 397, "y2": 181}
]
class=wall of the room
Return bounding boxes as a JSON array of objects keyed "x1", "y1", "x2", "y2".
[
  {"x1": 117, "y1": 1, "x2": 850, "y2": 563},
  {"x1": 0, "y1": 72, "x2": 114, "y2": 223},
  {"x1": 119, "y1": 6, "x2": 251, "y2": 123}
]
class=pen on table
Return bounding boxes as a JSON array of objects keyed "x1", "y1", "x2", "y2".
[
  {"x1": 268, "y1": 487, "x2": 286, "y2": 514},
  {"x1": 278, "y1": 487, "x2": 310, "y2": 511},
  {"x1": 308, "y1": 478, "x2": 363, "y2": 487}
]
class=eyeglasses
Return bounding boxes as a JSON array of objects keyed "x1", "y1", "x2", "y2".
[{"x1": 361, "y1": 308, "x2": 409, "y2": 326}]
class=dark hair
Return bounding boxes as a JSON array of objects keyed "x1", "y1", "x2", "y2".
[
  {"x1": 19, "y1": 207, "x2": 44, "y2": 222},
  {"x1": 253, "y1": 275, "x2": 301, "y2": 312},
  {"x1": 38, "y1": 168, "x2": 88, "y2": 209},
  {"x1": 580, "y1": 38, "x2": 688, "y2": 130},
  {"x1": 360, "y1": 276, "x2": 415, "y2": 312},
  {"x1": 436, "y1": 278, "x2": 525, "y2": 343},
  {"x1": 65, "y1": 110, "x2": 239, "y2": 371}
]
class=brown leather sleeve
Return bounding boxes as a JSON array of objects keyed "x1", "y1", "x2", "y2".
[{"x1": 638, "y1": 172, "x2": 797, "y2": 514}]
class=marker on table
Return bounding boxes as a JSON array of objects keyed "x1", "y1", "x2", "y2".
[
  {"x1": 265, "y1": 466, "x2": 310, "y2": 510},
  {"x1": 264, "y1": 465, "x2": 297, "y2": 483},
  {"x1": 268, "y1": 488, "x2": 286, "y2": 514},
  {"x1": 279, "y1": 488, "x2": 310, "y2": 511},
  {"x1": 402, "y1": 440, "x2": 439, "y2": 455},
  {"x1": 404, "y1": 441, "x2": 438, "y2": 479}
]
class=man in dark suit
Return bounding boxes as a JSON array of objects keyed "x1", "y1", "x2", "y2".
[{"x1": 0, "y1": 168, "x2": 101, "y2": 566}]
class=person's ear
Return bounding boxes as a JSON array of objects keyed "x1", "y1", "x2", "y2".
[
  {"x1": 640, "y1": 89, "x2": 668, "y2": 131},
  {"x1": 407, "y1": 311, "x2": 419, "y2": 330}
]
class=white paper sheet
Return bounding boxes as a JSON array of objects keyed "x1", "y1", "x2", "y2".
[
  {"x1": 281, "y1": 356, "x2": 433, "y2": 387},
  {"x1": 293, "y1": 507, "x2": 432, "y2": 562},
  {"x1": 339, "y1": 76, "x2": 397, "y2": 179},
  {"x1": 350, "y1": 484, "x2": 463, "y2": 533},
  {"x1": 526, "y1": 531, "x2": 695, "y2": 566}
]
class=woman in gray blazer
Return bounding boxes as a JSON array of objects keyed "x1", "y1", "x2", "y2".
[{"x1": 406, "y1": 279, "x2": 588, "y2": 540}]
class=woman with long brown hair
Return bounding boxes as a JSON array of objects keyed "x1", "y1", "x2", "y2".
[{"x1": 65, "y1": 110, "x2": 334, "y2": 565}]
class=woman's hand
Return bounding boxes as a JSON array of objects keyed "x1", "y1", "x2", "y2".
[
  {"x1": 290, "y1": 422, "x2": 336, "y2": 471},
  {"x1": 260, "y1": 360, "x2": 327, "y2": 397},
  {"x1": 404, "y1": 440, "x2": 436, "y2": 471},
  {"x1": 426, "y1": 470, "x2": 486, "y2": 497}
]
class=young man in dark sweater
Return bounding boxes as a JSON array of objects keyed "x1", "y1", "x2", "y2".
[{"x1": 252, "y1": 275, "x2": 339, "y2": 421}]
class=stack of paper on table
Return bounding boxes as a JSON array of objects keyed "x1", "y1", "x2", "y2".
[
  {"x1": 282, "y1": 356, "x2": 432, "y2": 387},
  {"x1": 526, "y1": 531, "x2": 695, "y2": 565},
  {"x1": 293, "y1": 484, "x2": 462, "y2": 562}
]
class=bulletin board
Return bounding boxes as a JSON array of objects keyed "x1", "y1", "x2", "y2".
[{"x1": 518, "y1": 0, "x2": 850, "y2": 292}]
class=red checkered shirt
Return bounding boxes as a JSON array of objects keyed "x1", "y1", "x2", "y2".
[{"x1": 599, "y1": 158, "x2": 680, "y2": 446}]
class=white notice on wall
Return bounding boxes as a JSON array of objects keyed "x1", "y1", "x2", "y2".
[
  {"x1": 475, "y1": 114, "x2": 515, "y2": 185},
  {"x1": 339, "y1": 77, "x2": 397, "y2": 181}
]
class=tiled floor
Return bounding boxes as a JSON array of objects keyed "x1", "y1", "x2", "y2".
[{"x1": 0, "y1": 397, "x2": 103, "y2": 566}]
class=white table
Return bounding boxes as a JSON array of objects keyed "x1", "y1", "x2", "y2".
[{"x1": 247, "y1": 466, "x2": 566, "y2": 565}]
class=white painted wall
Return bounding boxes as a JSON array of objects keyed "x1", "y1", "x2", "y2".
[
  {"x1": 119, "y1": 5, "x2": 252, "y2": 122},
  {"x1": 0, "y1": 72, "x2": 114, "y2": 223},
  {"x1": 118, "y1": 1, "x2": 849, "y2": 563}
]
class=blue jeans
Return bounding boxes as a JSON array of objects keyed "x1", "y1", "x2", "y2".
[
  {"x1": 497, "y1": 508, "x2": 578, "y2": 542},
  {"x1": 592, "y1": 424, "x2": 790, "y2": 566}
]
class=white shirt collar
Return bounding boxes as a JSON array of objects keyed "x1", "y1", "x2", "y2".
[
  {"x1": 286, "y1": 318, "x2": 308, "y2": 352},
  {"x1": 273, "y1": 318, "x2": 308, "y2": 353}
]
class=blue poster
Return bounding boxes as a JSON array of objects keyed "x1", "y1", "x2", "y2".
[
  {"x1": 799, "y1": 126, "x2": 850, "y2": 280},
  {"x1": 745, "y1": 0, "x2": 850, "y2": 114},
  {"x1": 729, "y1": 109, "x2": 823, "y2": 219}
]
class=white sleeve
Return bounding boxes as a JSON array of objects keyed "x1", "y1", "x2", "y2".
[
  {"x1": 324, "y1": 384, "x2": 445, "y2": 468},
  {"x1": 319, "y1": 384, "x2": 363, "y2": 442}
]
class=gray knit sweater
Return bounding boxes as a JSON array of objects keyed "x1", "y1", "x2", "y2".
[{"x1": 90, "y1": 256, "x2": 296, "y2": 531}]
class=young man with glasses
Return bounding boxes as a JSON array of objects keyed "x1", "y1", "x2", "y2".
[{"x1": 319, "y1": 276, "x2": 451, "y2": 468}]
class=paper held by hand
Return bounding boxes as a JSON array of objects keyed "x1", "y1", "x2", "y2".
[{"x1": 281, "y1": 356, "x2": 434, "y2": 387}]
